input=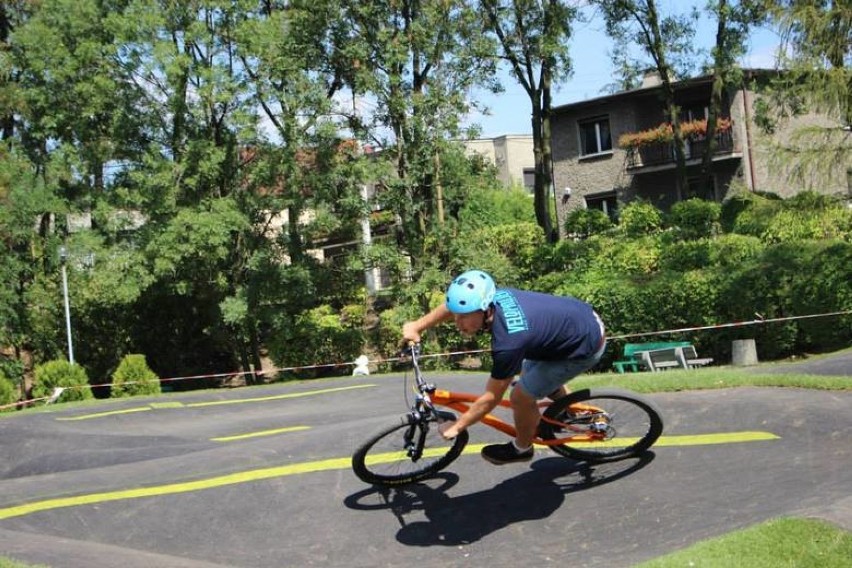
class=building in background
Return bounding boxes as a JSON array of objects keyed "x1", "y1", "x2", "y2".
[
  {"x1": 551, "y1": 69, "x2": 850, "y2": 224},
  {"x1": 464, "y1": 134, "x2": 535, "y2": 192}
]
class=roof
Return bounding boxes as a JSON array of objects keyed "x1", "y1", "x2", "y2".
[{"x1": 552, "y1": 68, "x2": 779, "y2": 114}]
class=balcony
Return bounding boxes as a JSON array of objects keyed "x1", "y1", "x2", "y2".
[{"x1": 620, "y1": 119, "x2": 741, "y2": 172}]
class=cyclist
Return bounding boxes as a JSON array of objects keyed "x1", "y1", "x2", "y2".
[{"x1": 402, "y1": 269, "x2": 606, "y2": 465}]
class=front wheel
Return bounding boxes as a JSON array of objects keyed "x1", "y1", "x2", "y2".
[
  {"x1": 351, "y1": 410, "x2": 469, "y2": 486},
  {"x1": 540, "y1": 388, "x2": 663, "y2": 463}
]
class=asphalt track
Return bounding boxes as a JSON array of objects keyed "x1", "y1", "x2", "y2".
[{"x1": 1, "y1": 360, "x2": 850, "y2": 567}]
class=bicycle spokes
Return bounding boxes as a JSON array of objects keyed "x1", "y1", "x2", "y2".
[{"x1": 540, "y1": 389, "x2": 663, "y2": 462}]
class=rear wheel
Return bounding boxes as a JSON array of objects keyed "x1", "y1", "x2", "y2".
[
  {"x1": 539, "y1": 388, "x2": 663, "y2": 462},
  {"x1": 351, "y1": 410, "x2": 469, "y2": 486}
]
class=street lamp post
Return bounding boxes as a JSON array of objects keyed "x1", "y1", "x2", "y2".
[{"x1": 59, "y1": 246, "x2": 74, "y2": 365}]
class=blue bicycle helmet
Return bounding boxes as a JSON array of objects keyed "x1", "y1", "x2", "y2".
[{"x1": 445, "y1": 270, "x2": 496, "y2": 314}]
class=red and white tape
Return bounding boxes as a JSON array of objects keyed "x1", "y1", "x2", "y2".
[{"x1": 2, "y1": 309, "x2": 849, "y2": 411}]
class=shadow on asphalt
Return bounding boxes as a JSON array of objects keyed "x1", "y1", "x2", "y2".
[{"x1": 344, "y1": 451, "x2": 656, "y2": 546}]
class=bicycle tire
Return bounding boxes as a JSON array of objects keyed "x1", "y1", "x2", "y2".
[
  {"x1": 539, "y1": 388, "x2": 663, "y2": 463},
  {"x1": 351, "y1": 410, "x2": 469, "y2": 486}
]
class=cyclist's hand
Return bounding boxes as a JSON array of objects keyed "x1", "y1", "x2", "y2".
[
  {"x1": 401, "y1": 322, "x2": 422, "y2": 345},
  {"x1": 438, "y1": 421, "x2": 459, "y2": 440}
]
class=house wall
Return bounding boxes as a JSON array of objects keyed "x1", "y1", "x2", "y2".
[
  {"x1": 465, "y1": 135, "x2": 534, "y2": 188},
  {"x1": 551, "y1": 99, "x2": 640, "y2": 219},
  {"x1": 551, "y1": 73, "x2": 850, "y2": 232},
  {"x1": 739, "y1": 89, "x2": 850, "y2": 198}
]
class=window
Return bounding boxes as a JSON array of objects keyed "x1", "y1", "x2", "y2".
[
  {"x1": 686, "y1": 176, "x2": 717, "y2": 201},
  {"x1": 585, "y1": 191, "x2": 619, "y2": 221},
  {"x1": 680, "y1": 104, "x2": 708, "y2": 123},
  {"x1": 578, "y1": 117, "x2": 612, "y2": 156},
  {"x1": 522, "y1": 168, "x2": 536, "y2": 193}
]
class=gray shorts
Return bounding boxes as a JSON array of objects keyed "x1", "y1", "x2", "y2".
[{"x1": 515, "y1": 341, "x2": 607, "y2": 398}]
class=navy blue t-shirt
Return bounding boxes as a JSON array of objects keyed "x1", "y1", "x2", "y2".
[{"x1": 489, "y1": 288, "x2": 602, "y2": 380}]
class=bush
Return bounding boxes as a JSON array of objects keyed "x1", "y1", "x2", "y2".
[
  {"x1": 463, "y1": 222, "x2": 546, "y2": 283},
  {"x1": 708, "y1": 234, "x2": 765, "y2": 269},
  {"x1": 726, "y1": 193, "x2": 784, "y2": 237},
  {"x1": 111, "y1": 354, "x2": 161, "y2": 398},
  {"x1": 0, "y1": 375, "x2": 18, "y2": 412},
  {"x1": 659, "y1": 239, "x2": 713, "y2": 271},
  {"x1": 788, "y1": 241, "x2": 852, "y2": 350},
  {"x1": 590, "y1": 235, "x2": 661, "y2": 275},
  {"x1": 618, "y1": 201, "x2": 663, "y2": 237},
  {"x1": 31, "y1": 360, "x2": 93, "y2": 403},
  {"x1": 268, "y1": 304, "x2": 366, "y2": 378},
  {"x1": 668, "y1": 198, "x2": 721, "y2": 239},
  {"x1": 564, "y1": 208, "x2": 613, "y2": 238}
]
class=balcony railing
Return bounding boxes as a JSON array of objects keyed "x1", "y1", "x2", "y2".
[{"x1": 626, "y1": 129, "x2": 736, "y2": 169}]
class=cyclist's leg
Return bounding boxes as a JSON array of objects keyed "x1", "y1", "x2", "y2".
[
  {"x1": 517, "y1": 344, "x2": 607, "y2": 431},
  {"x1": 517, "y1": 343, "x2": 606, "y2": 401}
]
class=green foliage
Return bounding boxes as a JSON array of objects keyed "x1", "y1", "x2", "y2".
[
  {"x1": 590, "y1": 236, "x2": 661, "y2": 275},
  {"x1": 728, "y1": 191, "x2": 852, "y2": 243},
  {"x1": 618, "y1": 201, "x2": 663, "y2": 237},
  {"x1": 0, "y1": 376, "x2": 18, "y2": 412},
  {"x1": 727, "y1": 192, "x2": 784, "y2": 237},
  {"x1": 457, "y1": 185, "x2": 535, "y2": 229},
  {"x1": 2, "y1": 1, "x2": 850, "y2": 386},
  {"x1": 714, "y1": 242, "x2": 805, "y2": 359},
  {"x1": 466, "y1": 223, "x2": 546, "y2": 284},
  {"x1": 267, "y1": 305, "x2": 365, "y2": 379},
  {"x1": 788, "y1": 241, "x2": 852, "y2": 350},
  {"x1": 707, "y1": 233, "x2": 765, "y2": 269},
  {"x1": 756, "y1": 3, "x2": 852, "y2": 185},
  {"x1": 667, "y1": 198, "x2": 721, "y2": 239},
  {"x1": 564, "y1": 208, "x2": 613, "y2": 238},
  {"x1": 659, "y1": 239, "x2": 713, "y2": 271},
  {"x1": 111, "y1": 354, "x2": 160, "y2": 398},
  {"x1": 31, "y1": 360, "x2": 93, "y2": 403}
]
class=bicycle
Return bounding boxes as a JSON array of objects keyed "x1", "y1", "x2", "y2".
[{"x1": 351, "y1": 344, "x2": 664, "y2": 486}]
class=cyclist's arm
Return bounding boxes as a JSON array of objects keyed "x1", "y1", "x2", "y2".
[
  {"x1": 440, "y1": 377, "x2": 510, "y2": 439},
  {"x1": 402, "y1": 303, "x2": 454, "y2": 343}
]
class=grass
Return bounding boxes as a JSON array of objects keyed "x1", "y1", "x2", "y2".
[
  {"x1": 637, "y1": 517, "x2": 852, "y2": 567},
  {"x1": 0, "y1": 559, "x2": 47, "y2": 568},
  {"x1": 571, "y1": 366, "x2": 851, "y2": 393}
]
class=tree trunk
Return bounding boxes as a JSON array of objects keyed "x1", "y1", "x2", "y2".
[
  {"x1": 541, "y1": 66, "x2": 558, "y2": 243},
  {"x1": 699, "y1": 0, "x2": 727, "y2": 199},
  {"x1": 531, "y1": 105, "x2": 555, "y2": 243}
]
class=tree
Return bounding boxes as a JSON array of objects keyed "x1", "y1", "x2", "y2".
[
  {"x1": 0, "y1": 148, "x2": 64, "y2": 397},
  {"x1": 337, "y1": 0, "x2": 499, "y2": 265},
  {"x1": 697, "y1": 0, "x2": 767, "y2": 195},
  {"x1": 596, "y1": 0, "x2": 699, "y2": 199},
  {"x1": 481, "y1": 0, "x2": 577, "y2": 243},
  {"x1": 757, "y1": 0, "x2": 851, "y2": 193}
]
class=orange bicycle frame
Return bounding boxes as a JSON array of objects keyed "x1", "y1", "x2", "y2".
[{"x1": 430, "y1": 389, "x2": 606, "y2": 446}]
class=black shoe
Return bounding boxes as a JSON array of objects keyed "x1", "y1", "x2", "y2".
[{"x1": 481, "y1": 442, "x2": 534, "y2": 465}]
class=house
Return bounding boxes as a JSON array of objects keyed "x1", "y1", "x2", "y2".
[
  {"x1": 464, "y1": 134, "x2": 535, "y2": 191},
  {"x1": 551, "y1": 69, "x2": 850, "y2": 223}
]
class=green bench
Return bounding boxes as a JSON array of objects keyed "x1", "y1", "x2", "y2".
[{"x1": 612, "y1": 341, "x2": 693, "y2": 373}]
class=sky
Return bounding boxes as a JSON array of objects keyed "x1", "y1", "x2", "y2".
[{"x1": 469, "y1": 2, "x2": 782, "y2": 138}]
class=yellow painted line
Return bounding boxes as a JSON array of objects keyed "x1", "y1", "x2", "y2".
[
  {"x1": 533, "y1": 430, "x2": 781, "y2": 449},
  {"x1": 653, "y1": 431, "x2": 780, "y2": 446},
  {"x1": 0, "y1": 457, "x2": 351, "y2": 521},
  {"x1": 0, "y1": 430, "x2": 778, "y2": 521},
  {"x1": 56, "y1": 407, "x2": 151, "y2": 421},
  {"x1": 211, "y1": 426, "x2": 311, "y2": 442},
  {"x1": 149, "y1": 402, "x2": 185, "y2": 409},
  {"x1": 185, "y1": 384, "x2": 376, "y2": 408},
  {"x1": 54, "y1": 384, "x2": 376, "y2": 421}
]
